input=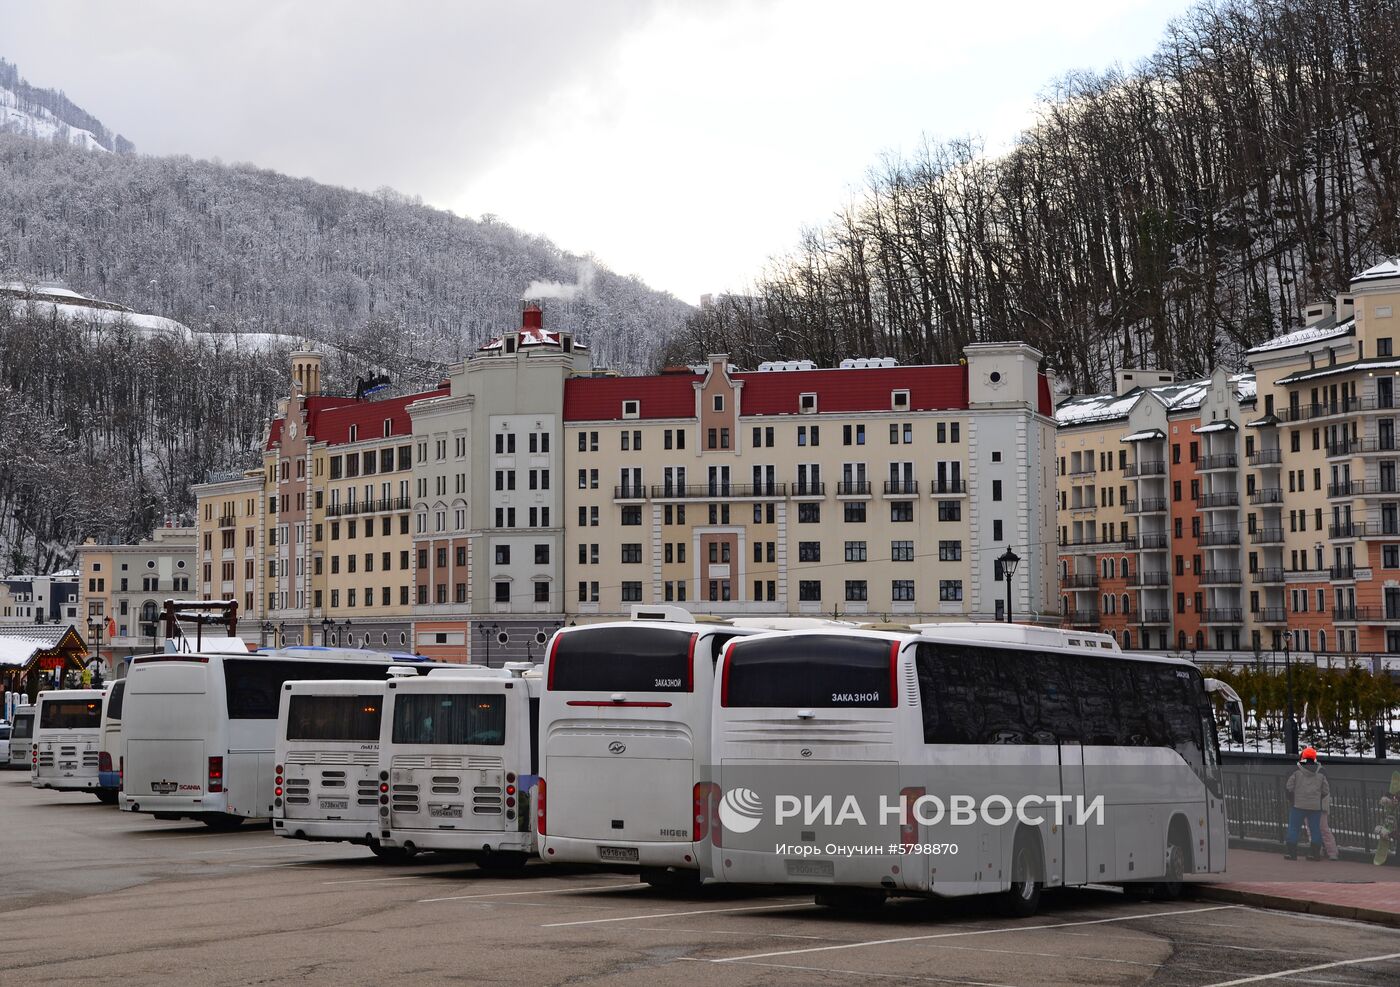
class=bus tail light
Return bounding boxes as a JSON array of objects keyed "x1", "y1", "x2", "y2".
[
  {"x1": 208, "y1": 756, "x2": 224, "y2": 793},
  {"x1": 99, "y1": 751, "x2": 113, "y2": 772},
  {"x1": 536, "y1": 779, "x2": 547, "y2": 836},
  {"x1": 899, "y1": 786, "x2": 925, "y2": 848},
  {"x1": 693, "y1": 782, "x2": 720, "y2": 844}
]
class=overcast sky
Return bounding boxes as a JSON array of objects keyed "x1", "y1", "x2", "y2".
[{"x1": 3, "y1": 0, "x2": 1191, "y2": 302}]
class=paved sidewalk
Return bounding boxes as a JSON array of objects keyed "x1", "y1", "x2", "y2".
[{"x1": 1193, "y1": 847, "x2": 1400, "y2": 927}]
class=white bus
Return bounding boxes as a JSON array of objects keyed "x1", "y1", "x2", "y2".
[
  {"x1": 537, "y1": 606, "x2": 760, "y2": 887},
  {"x1": 31, "y1": 688, "x2": 107, "y2": 797},
  {"x1": 378, "y1": 663, "x2": 541, "y2": 868},
  {"x1": 121, "y1": 648, "x2": 434, "y2": 828},
  {"x1": 273, "y1": 679, "x2": 391, "y2": 854},
  {"x1": 7, "y1": 705, "x2": 34, "y2": 769},
  {"x1": 97, "y1": 678, "x2": 126, "y2": 803},
  {"x1": 705, "y1": 624, "x2": 1227, "y2": 914}
]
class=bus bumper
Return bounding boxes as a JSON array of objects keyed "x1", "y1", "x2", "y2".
[
  {"x1": 383, "y1": 828, "x2": 536, "y2": 854},
  {"x1": 707, "y1": 846, "x2": 906, "y2": 890},
  {"x1": 540, "y1": 835, "x2": 697, "y2": 869},
  {"x1": 32, "y1": 773, "x2": 100, "y2": 791},
  {"x1": 273, "y1": 816, "x2": 381, "y2": 844},
  {"x1": 98, "y1": 770, "x2": 121, "y2": 790},
  {"x1": 121, "y1": 792, "x2": 224, "y2": 815}
]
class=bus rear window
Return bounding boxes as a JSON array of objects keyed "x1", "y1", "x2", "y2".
[
  {"x1": 106, "y1": 681, "x2": 125, "y2": 720},
  {"x1": 392, "y1": 694, "x2": 505, "y2": 746},
  {"x1": 225, "y1": 660, "x2": 393, "y2": 719},
  {"x1": 12, "y1": 714, "x2": 33, "y2": 739},
  {"x1": 548, "y1": 626, "x2": 695, "y2": 693},
  {"x1": 40, "y1": 700, "x2": 103, "y2": 730},
  {"x1": 723, "y1": 635, "x2": 897, "y2": 708},
  {"x1": 286, "y1": 695, "x2": 382, "y2": 742}
]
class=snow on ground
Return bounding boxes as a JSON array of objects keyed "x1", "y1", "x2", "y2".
[
  {"x1": 1247, "y1": 318, "x2": 1355, "y2": 355},
  {"x1": 0, "y1": 85, "x2": 108, "y2": 152}
]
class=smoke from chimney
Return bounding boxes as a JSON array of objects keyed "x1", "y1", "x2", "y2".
[{"x1": 523, "y1": 260, "x2": 596, "y2": 301}]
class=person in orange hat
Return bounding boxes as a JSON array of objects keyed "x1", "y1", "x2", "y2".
[{"x1": 1284, "y1": 747, "x2": 1329, "y2": 860}]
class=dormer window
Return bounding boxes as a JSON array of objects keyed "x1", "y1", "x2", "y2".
[
  {"x1": 891, "y1": 389, "x2": 910, "y2": 410},
  {"x1": 348, "y1": 424, "x2": 358, "y2": 442},
  {"x1": 799, "y1": 393, "x2": 817, "y2": 414},
  {"x1": 622, "y1": 399, "x2": 640, "y2": 419},
  {"x1": 505, "y1": 336, "x2": 517, "y2": 354},
  {"x1": 712, "y1": 395, "x2": 724, "y2": 412},
  {"x1": 383, "y1": 418, "x2": 393, "y2": 438}
]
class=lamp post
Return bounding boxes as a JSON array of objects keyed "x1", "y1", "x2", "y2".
[
  {"x1": 262, "y1": 621, "x2": 274, "y2": 648},
  {"x1": 277, "y1": 622, "x2": 286, "y2": 649},
  {"x1": 86, "y1": 615, "x2": 104, "y2": 687},
  {"x1": 1283, "y1": 633, "x2": 1298, "y2": 755},
  {"x1": 997, "y1": 548, "x2": 1020, "y2": 624},
  {"x1": 478, "y1": 623, "x2": 499, "y2": 667},
  {"x1": 342, "y1": 618, "x2": 353, "y2": 648},
  {"x1": 320, "y1": 617, "x2": 333, "y2": 646}
]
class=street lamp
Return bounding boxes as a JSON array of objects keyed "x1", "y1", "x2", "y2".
[
  {"x1": 320, "y1": 616, "x2": 333, "y2": 646},
  {"x1": 478, "y1": 623, "x2": 499, "y2": 667},
  {"x1": 262, "y1": 621, "x2": 274, "y2": 648},
  {"x1": 997, "y1": 548, "x2": 1020, "y2": 624},
  {"x1": 86, "y1": 615, "x2": 104, "y2": 687},
  {"x1": 342, "y1": 618, "x2": 353, "y2": 648},
  {"x1": 1283, "y1": 633, "x2": 1298, "y2": 755}
]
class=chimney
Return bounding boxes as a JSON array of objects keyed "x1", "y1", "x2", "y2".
[
  {"x1": 522, "y1": 301, "x2": 543, "y2": 332},
  {"x1": 1115, "y1": 368, "x2": 1174, "y2": 396},
  {"x1": 1303, "y1": 300, "x2": 1334, "y2": 327}
]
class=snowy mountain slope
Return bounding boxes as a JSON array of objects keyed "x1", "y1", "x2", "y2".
[{"x1": 0, "y1": 84, "x2": 109, "y2": 151}]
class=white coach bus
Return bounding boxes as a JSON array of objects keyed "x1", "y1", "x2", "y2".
[
  {"x1": 537, "y1": 607, "x2": 760, "y2": 887},
  {"x1": 705, "y1": 624, "x2": 1227, "y2": 914},
  {"x1": 273, "y1": 679, "x2": 391, "y2": 853},
  {"x1": 377, "y1": 663, "x2": 541, "y2": 867},
  {"x1": 31, "y1": 688, "x2": 107, "y2": 797},
  {"x1": 8, "y1": 705, "x2": 35, "y2": 770},
  {"x1": 122, "y1": 648, "x2": 433, "y2": 828}
]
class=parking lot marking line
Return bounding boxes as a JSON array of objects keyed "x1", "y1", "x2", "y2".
[
  {"x1": 711, "y1": 903, "x2": 1238, "y2": 963},
  {"x1": 321, "y1": 875, "x2": 432, "y2": 885},
  {"x1": 543, "y1": 901, "x2": 811, "y2": 928},
  {"x1": 1200, "y1": 951, "x2": 1400, "y2": 987},
  {"x1": 418, "y1": 882, "x2": 643, "y2": 904},
  {"x1": 639, "y1": 926, "x2": 831, "y2": 941},
  {"x1": 715, "y1": 959, "x2": 1023, "y2": 987}
]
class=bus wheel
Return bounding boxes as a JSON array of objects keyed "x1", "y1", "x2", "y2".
[
  {"x1": 478, "y1": 851, "x2": 529, "y2": 873},
  {"x1": 1148, "y1": 833, "x2": 1189, "y2": 901},
  {"x1": 814, "y1": 887, "x2": 886, "y2": 913},
  {"x1": 996, "y1": 829, "x2": 1043, "y2": 918},
  {"x1": 201, "y1": 813, "x2": 245, "y2": 831},
  {"x1": 370, "y1": 843, "x2": 411, "y2": 863},
  {"x1": 94, "y1": 789, "x2": 119, "y2": 805}
]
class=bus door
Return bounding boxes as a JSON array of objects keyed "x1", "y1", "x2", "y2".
[{"x1": 1057, "y1": 740, "x2": 1089, "y2": 887}]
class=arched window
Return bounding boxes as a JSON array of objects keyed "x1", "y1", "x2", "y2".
[
  {"x1": 1120, "y1": 556, "x2": 1130, "y2": 577},
  {"x1": 1177, "y1": 630, "x2": 1187, "y2": 650},
  {"x1": 1194, "y1": 630, "x2": 1205, "y2": 651},
  {"x1": 1318, "y1": 630, "x2": 1327, "y2": 653},
  {"x1": 1121, "y1": 593, "x2": 1131, "y2": 614},
  {"x1": 1122, "y1": 630, "x2": 1132, "y2": 650}
]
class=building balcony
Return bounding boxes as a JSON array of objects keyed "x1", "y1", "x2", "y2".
[
  {"x1": 217, "y1": 515, "x2": 236, "y2": 529},
  {"x1": 1129, "y1": 570, "x2": 1170, "y2": 587},
  {"x1": 1201, "y1": 568, "x2": 1242, "y2": 585},
  {"x1": 650, "y1": 483, "x2": 788, "y2": 500},
  {"x1": 883, "y1": 479, "x2": 921, "y2": 497},
  {"x1": 1248, "y1": 448, "x2": 1283, "y2": 467},
  {"x1": 790, "y1": 482, "x2": 826, "y2": 500},
  {"x1": 1066, "y1": 466, "x2": 1097, "y2": 478},
  {"x1": 1254, "y1": 607, "x2": 1288, "y2": 623},
  {"x1": 1201, "y1": 608, "x2": 1243, "y2": 624},
  {"x1": 928, "y1": 479, "x2": 967, "y2": 497},
  {"x1": 1063, "y1": 610, "x2": 1100, "y2": 627},
  {"x1": 1360, "y1": 521, "x2": 1400, "y2": 539},
  {"x1": 1328, "y1": 437, "x2": 1400, "y2": 458},
  {"x1": 1197, "y1": 492, "x2": 1240, "y2": 509},
  {"x1": 1061, "y1": 573, "x2": 1099, "y2": 589},
  {"x1": 1329, "y1": 565, "x2": 1356, "y2": 581},
  {"x1": 1252, "y1": 567, "x2": 1286, "y2": 584},
  {"x1": 1198, "y1": 528, "x2": 1241, "y2": 546},
  {"x1": 1332, "y1": 606, "x2": 1389, "y2": 623},
  {"x1": 1137, "y1": 532, "x2": 1170, "y2": 550},
  {"x1": 1285, "y1": 396, "x2": 1395, "y2": 422},
  {"x1": 1329, "y1": 521, "x2": 1367, "y2": 539},
  {"x1": 836, "y1": 480, "x2": 873, "y2": 499},
  {"x1": 1139, "y1": 609, "x2": 1172, "y2": 625},
  {"x1": 325, "y1": 497, "x2": 412, "y2": 518},
  {"x1": 1124, "y1": 460, "x2": 1166, "y2": 478},
  {"x1": 1249, "y1": 488, "x2": 1284, "y2": 506},
  {"x1": 1060, "y1": 536, "x2": 1137, "y2": 554},
  {"x1": 1126, "y1": 497, "x2": 1169, "y2": 514},
  {"x1": 1250, "y1": 527, "x2": 1285, "y2": 545},
  {"x1": 1198, "y1": 453, "x2": 1239, "y2": 472}
]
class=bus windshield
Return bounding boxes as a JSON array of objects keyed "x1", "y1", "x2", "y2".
[
  {"x1": 549, "y1": 626, "x2": 695, "y2": 693},
  {"x1": 106, "y1": 681, "x2": 125, "y2": 720},
  {"x1": 40, "y1": 700, "x2": 103, "y2": 730},
  {"x1": 12, "y1": 713, "x2": 33, "y2": 739},
  {"x1": 392, "y1": 694, "x2": 505, "y2": 745},
  {"x1": 724, "y1": 635, "x2": 897, "y2": 708},
  {"x1": 286, "y1": 695, "x2": 382, "y2": 742}
]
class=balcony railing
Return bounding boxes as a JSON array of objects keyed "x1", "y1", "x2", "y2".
[
  {"x1": 614, "y1": 485, "x2": 647, "y2": 501},
  {"x1": 1130, "y1": 570, "x2": 1170, "y2": 586},
  {"x1": 324, "y1": 496, "x2": 413, "y2": 518},
  {"x1": 1066, "y1": 466, "x2": 1097, "y2": 478},
  {"x1": 1199, "y1": 528, "x2": 1241, "y2": 546},
  {"x1": 1138, "y1": 532, "x2": 1170, "y2": 549},
  {"x1": 1328, "y1": 437, "x2": 1399, "y2": 457},
  {"x1": 1361, "y1": 521, "x2": 1400, "y2": 538},
  {"x1": 1248, "y1": 488, "x2": 1284, "y2": 505},
  {"x1": 1060, "y1": 536, "x2": 1137, "y2": 551},
  {"x1": 217, "y1": 515, "x2": 236, "y2": 529},
  {"x1": 1250, "y1": 527, "x2": 1285, "y2": 544},
  {"x1": 1330, "y1": 479, "x2": 1400, "y2": 497},
  {"x1": 929, "y1": 479, "x2": 967, "y2": 495},
  {"x1": 1254, "y1": 607, "x2": 1288, "y2": 622},
  {"x1": 1201, "y1": 568, "x2": 1242, "y2": 585},
  {"x1": 1197, "y1": 492, "x2": 1240, "y2": 508},
  {"x1": 1248, "y1": 448, "x2": 1283, "y2": 466},
  {"x1": 1333, "y1": 606, "x2": 1385, "y2": 622},
  {"x1": 1198, "y1": 453, "x2": 1239, "y2": 471},
  {"x1": 1329, "y1": 522, "x2": 1364, "y2": 538},
  {"x1": 1252, "y1": 567, "x2": 1286, "y2": 583},
  {"x1": 1283, "y1": 396, "x2": 1394, "y2": 421},
  {"x1": 1060, "y1": 573, "x2": 1099, "y2": 589},
  {"x1": 791, "y1": 481, "x2": 827, "y2": 497},
  {"x1": 1329, "y1": 565, "x2": 1356, "y2": 580},
  {"x1": 1124, "y1": 460, "x2": 1166, "y2": 477},
  {"x1": 1139, "y1": 609, "x2": 1172, "y2": 624},
  {"x1": 884, "y1": 479, "x2": 921, "y2": 496},
  {"x1": 1201, "y1": 608, "x2": 1243, "y2": 623},
  {"x1": 649, "y1": 483, "x2": 789, "y2": 499},
  {"x1": 1063, "y1": 610, "x2": 1100, "y2": 626},
  {"x1": 836, "y1": 480, "x2": 872, "y2": 496},
  {"x1": 1127, "y1": 497, "x2": 1169, "y2": 514}
]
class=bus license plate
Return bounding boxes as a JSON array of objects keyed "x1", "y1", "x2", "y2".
[
  {"x1": 786, "y1": 859, "x2": 835, "y2": 879},
  {"x1": 319, "y1": 799, "x2": 348, "y2": 811},
  {"x1": 598, "y1": 846, "x2": 640, "y2": 863},
  {"x1": 429, "y1": 803, "x2": 463, "y2": 818}
]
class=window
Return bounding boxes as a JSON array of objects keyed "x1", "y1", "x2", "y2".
[
  {"x1": 495, "y1": 545, "x2": 510, "y2": 565},
  {"x1": 621, "y1": 506, "x2": 642, "y2": 525},
  {"x1": 798, "y1": 503, "x2": 821, "y2": 523},
  {"x1": 534, "y1": 544, "x2": 549, "y2": 565},
  {"x1": 621, "y1": 543, "x2": 642, "y2": 564},
  {"x1": 621, "y1": 581, "x2": 643, "y2": 602},
  {"x1": 623, "y1": 400, "x2": 639, "y2": 418},
  {"x1": 936, "y1": 500, "x2": 960, "y2": 522},
  {"x1": 935, "y1": 579, "x2": 959, "y2": 601},
  {"x1": 392, "y1": 693, "x2": 504, "y2": 746},
  {"x1": 712, "y1": 394, "x2": 724, "y2": 412},
  {"x1": 494, "y1": 582, "x2": 511, "y2": 603},
  {"x1": 892, "y1": 501, "x2": 914, "y2": 522},
  {"x1": 992, "y1": 479, "x2": 1002, "y2": 501},
  {"x1": 844, "y1": 502, "x2": 866, "y2": 523},
  {"x1": 798, "y1": 541, "x2": 821, "y2": 562},
  {"x1": 938, "y1": 540, "x2": 960, "y2": 561},
  {"x1": 799, "y1": 392, "x2": 817, "y2": 413},
  {"x1": 798, "y1": 580, "x2": 822, "y2": 601},
  {"x1": 844, "y1": 541, "x2": 867, "y2": 562},
  {"x1": 534, "y1": 581, "x2": 551, "y2": 604},
  {"x1": 845, "y1": 580, "x2": 868, "y2": 601}
]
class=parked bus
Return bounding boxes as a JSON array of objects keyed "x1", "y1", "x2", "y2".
[
  {"x1": 705, "y1": 624, "x2": 1227, "y2": 914},
  {"x1": 97, "y1": 678, "x2": 126, "y2": 802},
  {"x1": 9, "y1": 705, "x2": 34, "y2": 770},
  {"x1": 121, "y1": 648, "x2": 433, "y2": 828},
  {"x1": 31, "y1": 688, "x2": 107, "y2": 797},
  {"x1": 378, "y1": 663, "x2": 541, "y2": 867},
  {"x1": 537, "y1": 606, "x2": 761, "y2": 887},
  {"x1": 273, "y1": 678, "x2": 392, "y2": 854}
]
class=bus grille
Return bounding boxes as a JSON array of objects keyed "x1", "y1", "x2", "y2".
[
  {"x1": 724, "y1": 718, "x2": 896, "y2": 747},
  {"x1": 472, "y1": 785, "x2": 503, "y2": 815},
  {"x1": 430, "y1": 775, "x2": 461, "y2": 795},
  {"x1": 286, "y1": 751, "x2": 377, "y2": 766},
  {"x1": 391, "y1": 783, "x2": 420, "y2": 814},
  {"x1": 284, "y1": 778, "x2": 312, "y2": 805},
  {"x1": 82, "y1": 750, "x2": 100, "y2": 768},
  {"x1": 319, "y1": 769, "x2": 346, "y2": 789},
  {"x1": 38, "y1": 751, "x2": 55, "y2": 767},
  {"x1": 391, "y1": 755, "x2": 503, "y2": 771},
  {"x1": 357, "y1": 779, "x2": 379, "y2": 806}
]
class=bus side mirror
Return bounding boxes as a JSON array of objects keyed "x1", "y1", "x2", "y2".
[{"x1": 1228, "y1": 709, "x2": 1244, "y2": 745}]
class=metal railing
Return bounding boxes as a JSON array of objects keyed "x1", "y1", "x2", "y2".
[
  {"x1": 1253, "y1": 607, "x2": 1288, "y2": 622},
  {"x1": 1249, "y1": 488, "x2": 1284, "y2": 505},
  {"x1": 1248, "y1": 448, "x2": 1283, "y2": 466},
  {"x1": 1198, "y1": 453, "x2": 1239, "y2": 470},
  {"x1": 648, "y1": 482, "x2": 789, "y2": 499},
  {"x1": 883, "y1": 479, "x2": 921, "y2": 495},
  {"x1": 1139, "y1": 609, "x2": 1172, "y2": 623},
  {"x1": 1198, "y1": 492, "x2": 1240, "y2": 508},
  {"x1": 1130, "y1": 570, "x2": 1170, "y2": 586},
  {"x1": 217, "y1": 516, "x2": 236, "y2": 529},
  {"x1": 1124, "y1": 460, "x2": 1166, "y2": 477},
  {"x1": 1252, "y1": 567, "x2": 1286, "y2": 583},
  {"x1": 1061, "y1": 573, "x2": 1099, "y2": 588},
  {"x1": 1201, "y1": 569, "x2": 1242, "y2": 585},
  {"x1": 1329, "y1": 565, "x2": 1356, "y2": 580},
  {"x1": 1063, "y1": 610, "x2": 1100, "y2": 625},
  {"x1": 929, "y1": 479, "x2": 966, "y2": 495},
  {"x1": 1250, "y1": 527, "x2": 1285, "y2": 544},
  {"x1": 1199, "y1": 528, "x2": 1241, "y2": 546},
  {"x1": 1202, "y1": 608, "x2": 1243, "y2": 623}
]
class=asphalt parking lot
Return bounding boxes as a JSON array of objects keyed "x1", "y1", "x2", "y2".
[{"x1": 3, "y1": 773, "x2": 1399, "y2": 986}]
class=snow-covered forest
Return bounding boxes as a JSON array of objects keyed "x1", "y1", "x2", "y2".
[{"x1": 664, "y1": 0, "x2": 1400, "y2": 391}]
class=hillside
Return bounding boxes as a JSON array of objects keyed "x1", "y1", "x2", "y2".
[{"x1": 0, "y1": 58, "x2": 130, "y2": 152}]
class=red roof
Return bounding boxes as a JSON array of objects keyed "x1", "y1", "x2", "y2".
[
  {"x1": 564, "y1": 373, "x2": 700, "y2": 422},
  {"x1": 1038, "y1": 373, "x2": 1053, "y2": 417},
  {"x1": 266, "y1": 387, "x2": 447, "y2": 451}
]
